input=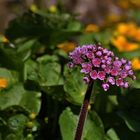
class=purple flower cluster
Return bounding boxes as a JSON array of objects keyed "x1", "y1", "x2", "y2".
[{"x1": 68, "y1": 44, "x2": 136, "y2": 91}]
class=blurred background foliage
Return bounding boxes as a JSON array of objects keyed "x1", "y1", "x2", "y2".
[{"x1": 0, "y1": 0, "x2": 140, "y2": 140}]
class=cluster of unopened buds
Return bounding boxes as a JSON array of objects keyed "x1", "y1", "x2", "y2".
[{"x1": 68, "y1": 44, "x2": 136, "y2": 91}]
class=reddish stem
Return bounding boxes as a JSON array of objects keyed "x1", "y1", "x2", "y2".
[{"x1": 74, "y1": 81, "x2": 94, "y2": 140}]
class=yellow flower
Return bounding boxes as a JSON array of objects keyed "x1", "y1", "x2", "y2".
[
  {"x1": 133, "y1": 28, "x2": 140, "y2": 41},
  {"x1": 116, "y1": 23, "x2": 129, "y2": 35},
  {"x1": 111, "y1": 36, "x2": 127, "y2": 51},
  {"x1": 57, "y1": 42, "x2": 76, "y2": 53},
  {"x1": 131, "y1": 58, "x2": 140, "y2": 70},
  {"x1": 126, "y1": 42, "x2": 139, "y2": 51},
  {"x1": 111, "y1": 36, "x2": 139, "y2": 52},
  {"x1": 0, "y1": 78, "x2": 8, "y2": 89},
  {"x1": 116, "y1": 22, "x2": 137, "y2": 37},
  {"x1": 85, "y1": 24, "x2": 99, "y2": 33},
  {"x1": 127, "y1": 23, "x2": 137, "y2": 37},
  {"x1": 49, "y1": 5, "x2": 57, "y2": 13}
]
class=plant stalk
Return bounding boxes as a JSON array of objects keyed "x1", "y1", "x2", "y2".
[{"x1": 74, "y1": 80, "x2": 94, "y2": 140}]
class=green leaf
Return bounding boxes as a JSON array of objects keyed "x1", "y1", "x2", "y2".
[
  {"x1": 42, "y1": 85, "x2": 65, "y2": 101},
  {"x1": 120, "y1": 49, "x2": 140, "y2": 59},
  {"x1": 37, "y1": 55, "x2": 63, "y2": 86},
  {"x1": 64, "y1": 67, "x2": 87, "y2": 105},
  {"x1": 17, "y1": 39, "x2": 37, "y2": 53},
  {"x1": 0, "y1": 47, "x2": 24, "y2": 71},
  {"x1": 19, "y1": 90, "x2": 41, "y2": 113},
  {"x1": 118, "y1": 111, "x2": 140, "y2": 132},
  {"x1": 78, "y1": 33, "x2": 95, "y2": 45},
  {"x1": 24, "y1": 59, "x2": 39, "y2": 81},
  {"x1": 59, "y1": 108, "x2": 77, "y2": 140},
  {"x1": 84, "y1": 111, "x2": 105, "y2": 140},
  {"x1": 0, "y1": 114, "x2": 29, "y2": 140},
  {"x1": 24, "y1": 57, "x2": 63, "y2": 89},
  {"x1": 67, "y1": 21, "x2": 82, "y2": 31},
  {"x1": 59, "y1": 107, "x2": 105, "y2": 140},
  {"x1": 37, "y1": 55, "x2": 59, "y2": 63},
  {"x1": 0, "y1": 84, "x2": 41, "y2": 113},
  {"x1": 131, "y1": 72, "x2": 140, "y2": 88},
  {"x1": 5, "y1": 134, "x2": 17, "y2": 140},
  {"x1": 78, "y1": 31, "x2": 111, "y2": 46},
  {"x1": 16, "y1": 39, "x2": 39, "y2": 61},
  {"x1": 106, "y1": 128, "x2": 120, "y2": 140},
  {"x1": 38, "y1": 62, "x2": 62, "y2": 86},
  {"x1": 8, "y1": 114, "x2": 28, "y2": 132}
]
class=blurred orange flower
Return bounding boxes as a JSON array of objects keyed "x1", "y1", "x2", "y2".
[
  {"x1": 131, "y1": 58, "x2": 140, "y2": 70},
  {"x1": 85, "y1": 24, "x2": 99, "y2": 33},
  {"x1": 112, "y1": 22, "x2": 140, "y2": 52},
  {"x1": 0, "y1": 78, "x2": 8, "y2": 89},
  {"x1": 111, "y1": 36, "x2": 139, "y2": 52},
  {"x1": 133, "y1": 28, "x2": 140, "y2": 41},
  {"x1": 57, "y1": 42, "x2": 76, "y2": 53},
  {"x1": 116, "y1": 22, "x2": 137, "y2": 37}
]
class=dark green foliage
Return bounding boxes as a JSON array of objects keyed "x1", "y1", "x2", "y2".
[{"x1": 0, "y1": 4, "x2": 140, "y2": 140}]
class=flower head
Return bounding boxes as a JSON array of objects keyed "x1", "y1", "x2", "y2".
[{"x1": 68, "y1": 44, "x2": 136, "y2": 91}]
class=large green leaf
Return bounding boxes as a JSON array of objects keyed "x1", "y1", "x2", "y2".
[
  {"x1": 0, "y1": 84, "x2": 41, "y2": 113},
  {"x1": 64, "y1": 67, "x2": 87, "y2": 105},
  {"x1": 37, "y1": 55, "x2": 63, "y2": 86},
  {"x1": 59, "y1": 107, "x2": 105, "y2": 140},
  {"x1": 38, "y1": 62, "x2": 62, "y2": 86},
  {"x1": 19, "y1": 90, "x2": 41, "y2": 113},
  {"x1": 59, "y1": 108, "x2": 77, "y2": 140},
  {"x1": 24, "y1": 57, "x2": 63, "y2": 89}
]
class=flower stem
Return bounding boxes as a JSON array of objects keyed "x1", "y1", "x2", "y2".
[{"x1": 74, "y1": 80, "x2": 94, "y2": 140}]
